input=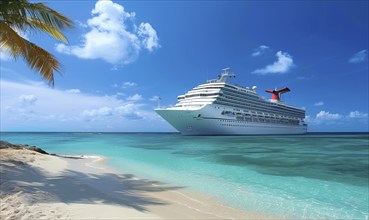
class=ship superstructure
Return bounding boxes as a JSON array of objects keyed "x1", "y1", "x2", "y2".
[{"x1": 155, "y1": 68, "x2": 307, "y2": 135}]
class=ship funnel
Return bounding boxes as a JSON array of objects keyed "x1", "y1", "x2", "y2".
[{"x1": 265, "y1": 87, "x2": 290, "y2": 101}]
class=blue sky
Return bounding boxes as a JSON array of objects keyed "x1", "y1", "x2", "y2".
[{"x1": 1, "y1": 0, "x2": 368, "y2": 132}]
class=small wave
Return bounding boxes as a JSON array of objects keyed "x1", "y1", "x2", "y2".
[{"x1": 81, "y1": 155, "x2": 102, "y2": 159}]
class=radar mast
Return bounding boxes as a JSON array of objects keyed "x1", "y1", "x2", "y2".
[{"x1": 217, "y1": 68, "x2": 236, "y2": 82}]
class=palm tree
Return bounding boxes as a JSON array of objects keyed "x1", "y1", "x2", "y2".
[{"x1": 0, "y1": 0, "x2": 73, "y2": 86}]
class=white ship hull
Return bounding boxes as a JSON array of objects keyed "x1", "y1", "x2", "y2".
[{"x1": 156, "y1": 104, "x2": 307, "y2": 135}]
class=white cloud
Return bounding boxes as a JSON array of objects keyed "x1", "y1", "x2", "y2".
[
  {"x1": 251, "y1": 45, "x2": 270, "y2": 57},
  {"x1": 126, "y1": 93, "x2": 143, "y2": 101},
  {"x1": 150, "y1": 96, "x2": 161, "y2": 101},
  {"x1": 137, "y1": 22, "x2": 160, "y2": 52},
  {"x1": 55, "y1": 0, "x2": 160, "y2": 65},
  {"x1": 65, "y1": 89, "x2": 81, "y2": 94},
  {"x1": 19, "y1": 94, "x2": 38, "y2": 105},
  {"x1": 75, "y1": 20, "x2": 88, "y2": 28},
  {"x1": 252, "y1": 51, "x2": 295, "y2": 75},
  {"x1": 114, "y1": 104, "x2": 145, "y2": 120},
  {"x1": 122, "y1": 81, "x2": 137, "y2": 88},
  {"x1": 349, "y1": 50, "x2": 368, "y2": 63},
  {"x1": 82, "y1": 104, "x2": 146, "y2": 121},
  {"x1": 304, "y1": 115, "x2": 311, "y2": 122},
  {"x1": 305, "y1": 111, "x2": 343, "y2": 125},
  {"x1": 307, "y1": 110, "x2": 368, "y2": 126},
  {"x1": 82, "y1": 106, "x2": 113, "y2": 117},
  {"x1": 316, "y1": 111, "x2": 342, "y2": 120},
  {"x1": 1, "y1": 79, "x2": 171, "y2": 131},
  {"x1": 314, "y1": 101, "x2": 324, "y2": 106},
  {"x1": 115, "y1": 92, "x2": 125, "y2": 96},
  {"x1": 347, "y1": 111, "x2": 368, "y2": 119},
  {"x1": 110, "y1": 65, "x2": 119, "y2": 71}
]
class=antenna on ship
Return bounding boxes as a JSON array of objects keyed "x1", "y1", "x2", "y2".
[
  {"x1": 153, "y1": 96, "x2": 161, "y2": 108},
  {"x1": 218, "y1": 67, "x2": 236, "y2": 82}
]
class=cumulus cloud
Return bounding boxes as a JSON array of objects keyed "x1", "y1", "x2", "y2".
[
  {"x1": 126, "y1": 93, "x2": 143, "y2": 101},
  {"x1": 314, "y1": 101, "x2": 324, "y2": 106},
  {"x1": 150, "y1": 96, "x2": 161, "y2": 101},
  {"x1": 114, "y1": 104, "x2": 145, "y2": 120},
  {"x1": 306, "y1": 110, "x2": 368, "y2": 126},
  {"x1": 82, "y1": 106, "x2": 113, "y2": 117},
  {"x1": 55, "y1": 0, "x2": 160, "y2": 65},
  {"x1": 251, "y1": 45, "x2": 270, "y2": 57},
  {"x1": 19, "y1": 94, "x2": 38, "y2": 105},
  {"x1": 110, "y1": 65, "x2": 119, "y2": 71},
  {"x1": 115, "y1": 92, "x2": 126, "y2": 96},
  {"x1": 138, "y1": 23, "x2": 160, "y2": 52},
  {"x1": 82, "y1": 104, "x2": 145, "y2": 121},
  {"x1": 252, "y1": 51, "x2": 295, "y2": 75},
  {"x1": 316, "y1": 111, "x2": 342, "y2": 120},
  {"x1": 349, "y1": 50, "x2": 368, "y2": 63},
  {"x1": 65, "y1": 89, "x2": 81, "y2": 94},
  {"x1": 347, "y1": 111, "x2": 368, "y2": 119},
  {"x1": 1, "y1": 79, "x2": 169, "y2": 131},
  {"x1": 122, "y1": 81, "x2": 137, "y2": 88}
]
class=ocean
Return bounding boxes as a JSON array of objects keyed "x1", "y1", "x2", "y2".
[{"x1": 1, "y1": 132, "x2": 368, "y2": 219}]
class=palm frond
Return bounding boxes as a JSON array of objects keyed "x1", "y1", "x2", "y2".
[
  {"x1": 0, "y1": 0, "x2": 72, "y2": 86},
  {"x1": 0, "y1": 0, "x2": 33, "y2": 31},
  {"x1": 0, "y1": 20, "x2": 27, "y2": 58},
  {"x1": 26, "y1": 18, "x2": 68, "y2": 42},
  {"x1": 22, "y1": 39, "x2": 61, "y2": 86},
  {"x1": 29, "y1": 3, "x2": 73, "y2": 30},
  {"x1": 0, "y1": 0, "x2": 73, "y2": 41}
]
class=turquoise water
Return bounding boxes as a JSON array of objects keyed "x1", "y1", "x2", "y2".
[{"x1": 1, "y1": 132, "x2": 368, "y2": 219}]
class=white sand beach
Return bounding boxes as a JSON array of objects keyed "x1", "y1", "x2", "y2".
[{"x1": 0, "y1": 146, "x2": 272, "y2": 219}]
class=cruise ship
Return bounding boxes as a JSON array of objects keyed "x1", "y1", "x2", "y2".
[{"x1": 155, "y1": 68, "x2": 307, "y2": 135}]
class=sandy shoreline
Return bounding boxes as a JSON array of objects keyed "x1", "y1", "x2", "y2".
[{"x1": 1, "y1": 145, "x2": 273, "y2": 219}]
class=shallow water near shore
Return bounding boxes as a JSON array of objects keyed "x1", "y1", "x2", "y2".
[{"x1": 1, "y1": 132, "x2": 368, "y2": 219}]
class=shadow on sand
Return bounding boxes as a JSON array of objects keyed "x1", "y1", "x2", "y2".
[{"x1": 0, "y1": 158, "x2": 183, "y2": 212}]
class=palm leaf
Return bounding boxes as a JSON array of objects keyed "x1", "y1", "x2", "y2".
[
  {"x1": 0, "y1": 21, "x2": 60, "y2": 85},
  {"x1": 0, "y1": 20, "x2": 27, "y2": 58},
  {"x1": 0, "y1": 0, "x2": 72, "y2": 41},
  {"x1": 23, "y1": 39, "x2": 61, "y2": 86},
  {"x1": 26, "y1": 18, "x2": 68, "y2": 42},
  {"x1": 0, "y1": 0, "x2": 72, "y2": 85},
  {"x1": 29, "y1": 3, "x2": 73, "y2": 30}
]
